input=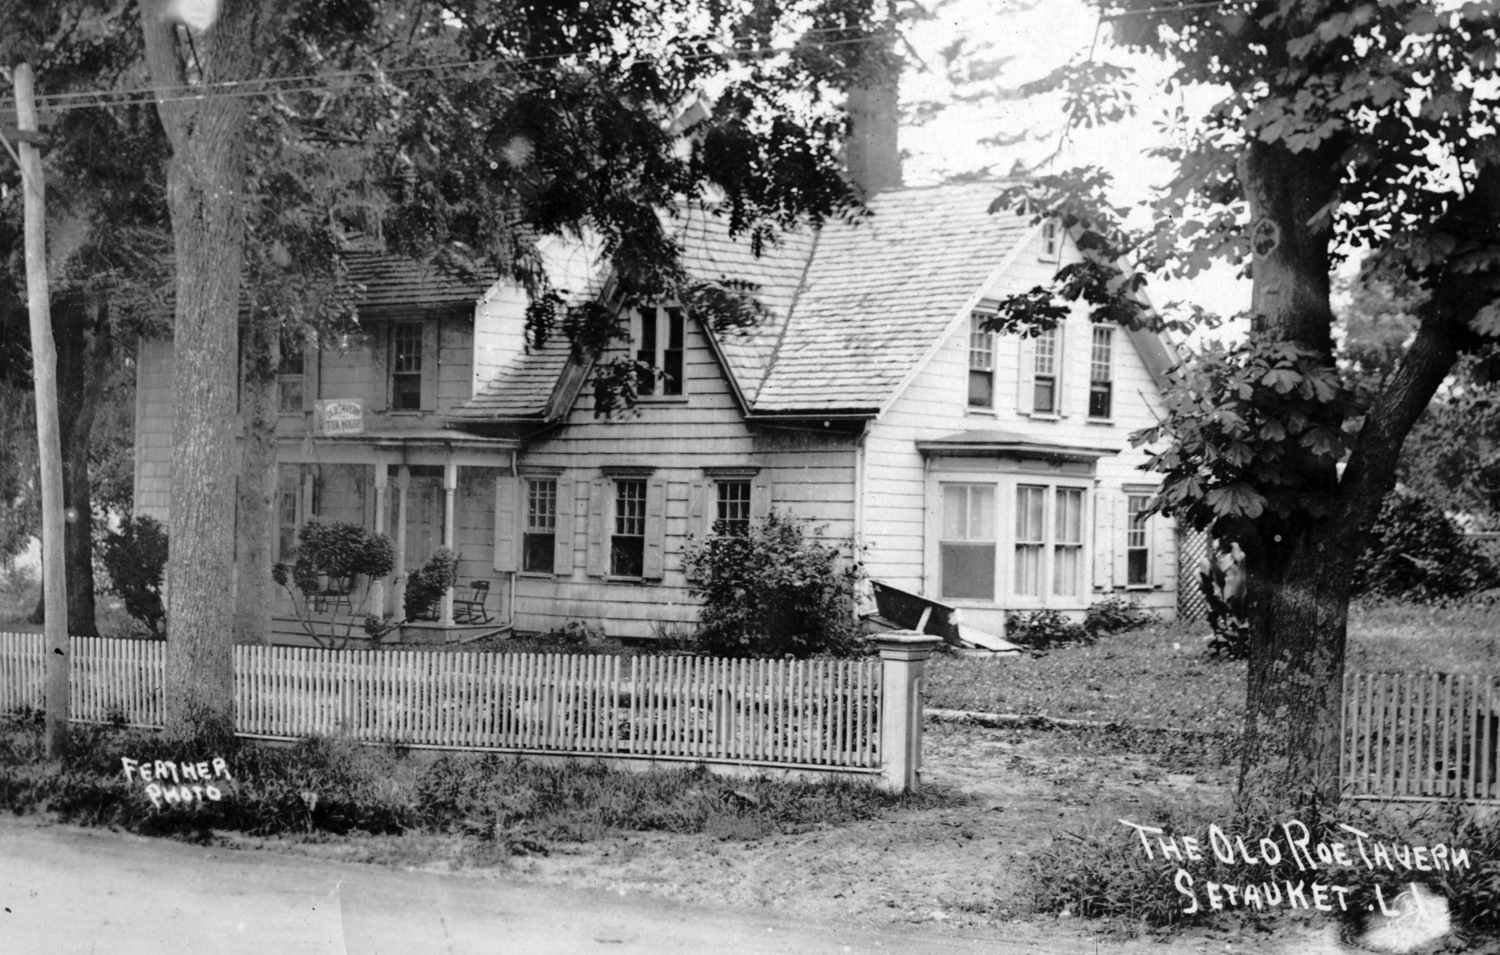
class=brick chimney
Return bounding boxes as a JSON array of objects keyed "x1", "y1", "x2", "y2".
[{"x1": 844, "y1": 32, "x2": 903, "y2": 196}]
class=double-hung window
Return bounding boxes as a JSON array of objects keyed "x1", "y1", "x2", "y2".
[
  {"x1": 634, "y1": 306, "x2": 685, "y2": 397},
  {"x1": 1126, "y1": 493, "x2": 1152, "y2": 586},
  {"x1": 1089, "y1": 326, "x2": 1113, "y2": 419},
  {"x1": 278, "y1": 333, "x2": 305, "y2": 413},
  {"x1": 611, "y1": 480, "x2": 648, "y2": 577},
  {"x1": 391, "y1": 322, "x2": 424, "y2": 411},
  {"x1": 968, "y1": 314, "x2": 995, "y2": 409},
  {"x1": 1015, "y1": 484, "x2": 1086, "y2": 599},
  {"x1": 715, "y1": 480, "x2": 752, "y2": 537},
  {"x1": 523, "y1": 479, "x2": 558, "y2": 574},
  {"x1": 1032, "y1": 327, "x2": 1058, "y2": 414},
  {"x1": 940, "y1": 484, "x2": 996, "y2": 600}
]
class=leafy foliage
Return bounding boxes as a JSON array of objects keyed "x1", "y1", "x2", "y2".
[
  {"x1": 1352, "y1": 489, "x2": 1500, "y2": 603},
  {"x1": 1199, "y1": 544, "x2": 1250, "y2": 661},
  {"x1": 403, "y1": 548, "x2": 461, "y2": 623},
  {"x1": 1082, "y1": 596, "x2": 1156, "y2": 639},
  {"x1": 683, "y1": 511, "x2": 863, "y2": 658},
  {"x1": 100, "y1": 516, "x2": 168, "y2": 638},
  {"x1": 1005, "y1": 609, "x2": 1091, "y2": 653},
  {"x1": 271, "y1": 520, "x2": 397, "y2": 647}
]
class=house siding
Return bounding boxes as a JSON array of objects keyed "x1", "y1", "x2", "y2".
[
  {"x1": 862, "y1": 227, "x2": 1176, "y2": 633},
  {"x1": 507, "y1": 318, "x2": 855, "y2": 639}
]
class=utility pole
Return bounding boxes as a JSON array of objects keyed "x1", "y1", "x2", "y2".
[{"x1": 5, "y1": 63, "x2": 69, "y2": 756}]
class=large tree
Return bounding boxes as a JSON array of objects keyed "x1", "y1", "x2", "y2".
[
  {"x1": 991, "y1": 0, "x2": 1500, "y2": 810},
  {"x1": 1, "y1": 1, "x2": 172, "y2": 636},
  {"x1": 130, "y1": 0, "x2": 893, "y2": 739}
]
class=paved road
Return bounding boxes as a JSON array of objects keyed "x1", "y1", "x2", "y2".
[{"x1": 0, "y1": 820, "x2": 1099, "y2": 955}]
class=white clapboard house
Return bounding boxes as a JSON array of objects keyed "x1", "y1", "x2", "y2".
[{"x1": 132, "y1": 178, "x2": 1180, "y2": 644}]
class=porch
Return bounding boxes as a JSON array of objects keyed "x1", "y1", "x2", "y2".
[{"x1": 271, "y1": 430, "x2": 519, "y2": 641}]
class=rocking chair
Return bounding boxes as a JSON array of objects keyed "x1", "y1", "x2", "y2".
[{"x1": 453, "y1": 580, "x2": 492, "y2": 624}]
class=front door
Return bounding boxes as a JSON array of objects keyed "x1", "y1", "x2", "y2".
[{"x1": 393, "y1": 467, "x2": 446, "y2": 569}]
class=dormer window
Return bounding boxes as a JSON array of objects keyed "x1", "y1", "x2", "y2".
[
  {"x1": 968, "y1": 313, "x2": 994, "y2": 409},
  {"x1": 633, "y1": 306, "x2": 684, "y2": 397},
  {"x1": 1041, "y1": 219, "x2": 1060, "y2": 259}
]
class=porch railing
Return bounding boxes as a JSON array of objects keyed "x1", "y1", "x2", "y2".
[
  {"x1": 0, "y1": 631, "x2": 941, "y2": 791},
  {"x1": 1343, "y1": 671, "x2": 1499, "y2": 803}
]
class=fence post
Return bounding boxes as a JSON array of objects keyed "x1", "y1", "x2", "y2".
[{"x1": 876, "y1": 631, "x2": 943, "y2": 793}]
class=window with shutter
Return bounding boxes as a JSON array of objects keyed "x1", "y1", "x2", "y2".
[
  {"x1": 1089, "y1": 326, "x2": 1113, "y2": 420},
  {"x1": 1032, "y1": 327, "x2": 1058, "y2": 414},
  {"x1": 524, "y1": 478, "x2": 558, "y2": 574},
  {"x1": 1126, "y1": 493, "x2": 1151, "y2": 587},
  {"x1": 611, "y1": 479, "x2": 647, "y2": 577}
]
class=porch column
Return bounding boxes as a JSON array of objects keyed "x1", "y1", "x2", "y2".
[
  {"x1": 440, "y1": 462, "x2": 457, "y2": 626},
  {"x1": 372, "y1": 464, "x2": 389, "y2": 617},
  {"x1": 393, "y1": 466, "x2": 410, "y2": 619}
]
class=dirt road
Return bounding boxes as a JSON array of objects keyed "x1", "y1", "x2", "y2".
[{"x1": 0, "y1": 817, "x2": 1238, "y2": 955}]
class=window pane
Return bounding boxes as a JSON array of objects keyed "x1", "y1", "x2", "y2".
[
  {"x1": 1055, "y1": 488, "x2": 1083, "y2": 545},
  {"x1": 1016, "y1": 486, "x2": 1046, "y2": 543},
  {"x1": 942, "y1": 485, "x2": 968, "y2": 541},
  {"x1": 523, "y1": 533, "x2": 555, "y2": 573},
  {"x1": 1015, "y1": 544, "x2": 1042, "y2": 596},
  {"x1": 1033, "y1": 377, "x2": 1055, "y2": 414},
  {"x1": 1053, "y1": 545, "x2": 1081, "y2": 596},
  {"x1": 527, "y1": 480, "x2": 557, "y2": 531},
  {"x1": 1034, "y1": 328, "x2": 1056, "y2": 376},
  {"x1": 1128, "y1": 549, "x2": 1150, "y2": 586},
  {"x1": 969, "y1": 486, "x2": 995, "y2": 539},
  {"x1": 612, "y1": 480, "x2": 647, "y2": 577},
  {"x1": 278, "y1": 378, "x2": 304, "y2": 414},
  {"x1": 941, "y1": 542, "x2": 995, "y2": 600},
  {"x1": 968, "y1": 369, "x2": 993, "y2": 408},
  {"x1": 1089, "y1": 383, "x2": 1112, "y2": 418},
  {"x1": 968, "y1": 314, "x2": 993, "y2": 371},
  {"x1": 715, "y1": 480, "x2": 751, "y2": 536},
  {"x1": 1127, "y1": 494, "x2": 1151, "y2": 585},
  {"x1": 636, "y1": 307, "x2": 657, "y2": 396},
  {"x1": 1090, "y1": 326, "x2": 1112, "y2": 382}
]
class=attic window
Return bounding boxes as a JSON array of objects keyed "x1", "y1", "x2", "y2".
[
  {"x1": 633, "y1": 306, "x2": 684, "y2": 397},
  {"x1": 1041, "y1": 219, "x2": 1060, "y2": 259},
  {"x1": 968, "y1": 314, "x2": 994, "y2": 409}
]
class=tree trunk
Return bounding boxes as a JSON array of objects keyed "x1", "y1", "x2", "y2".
[
  {"x1": 1234, "y1": 140, "x2": 1346, "y2": 812},
  {"x1": 142, "y1": 0, "x2": 260, "y2": 743},
  {"x1": 234, "y1": 313, "x2": 278, "y2": 646},
  {"x1": 55, "y1": 295, "x2": 102, "y2": 638}
]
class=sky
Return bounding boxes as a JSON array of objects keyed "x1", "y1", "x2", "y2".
[{"x1": 898, "y1": 0, "x2": 1253, "y2": 333}]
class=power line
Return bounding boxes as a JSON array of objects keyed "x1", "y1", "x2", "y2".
[{"x1": 0, "y1": 29, "x2": 883, "y2": 115}]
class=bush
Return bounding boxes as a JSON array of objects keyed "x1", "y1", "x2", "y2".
[
  {"x1": 404, "y1": 547, "x2": 460, "y2": 621},
  {"x1": 100, "y1": 516, "x2": 168, "y2": 638},
  {"x1": 1083, "y1": 596, "x2": 1155, "y2": 638},
  {"x1": 1007, "y1": 608, "x2": 1090, "y2": 653},
  {"x1": 1200, "y1": 542, "x2": 1249, "y2": 660},
  {"x1": 1354, "y1": 489, "x2": 1500, "y2": 602},
  {"x1": 683, "y1": 511, "x2": 863, "y2": 658},
  {"x1": 272, "y1": 520, "x2": 398, "y2": 647}
]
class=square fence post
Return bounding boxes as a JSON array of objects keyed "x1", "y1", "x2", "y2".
[{"x1": 876, "y1": 631, "x2": 943, "y2": 793}]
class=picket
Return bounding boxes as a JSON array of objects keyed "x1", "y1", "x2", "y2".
[{"x1": 0, "y1": 632, "x2": 891, "y2": 774}]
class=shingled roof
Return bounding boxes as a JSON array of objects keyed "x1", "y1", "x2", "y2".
[
  {"x1": 452, "y1": 179, "x2": 1162, "y2": 423},
  {"x1": 342, "y1": 235, "x2": 496, "y2": 313}
]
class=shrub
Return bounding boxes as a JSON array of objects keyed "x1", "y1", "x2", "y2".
[
  {"x1": 100, "y1": 516, "x2": 168, "y2": 638},
  {"x1": 683, "y1": 511, "x2": 863, "y2": 658},
  {"x1": 1083, "y1": 596, "x2": 1155, "y2": 638},
  {"x1": 404, "y1": 547, "x2": 460, "y2": 621},
  {"x1": 1007, "y1": 608, "x2": 1090, "y2": 653},
  {"x1": 272, "y1": 520, "x2": 398, "y2": 647},
  {"x1": 1200, "y1": 542, "x2": 1249, "y2": 660},
  {"x1": 1354, "y1": 489, "x2": 1500, "y2": 602}
]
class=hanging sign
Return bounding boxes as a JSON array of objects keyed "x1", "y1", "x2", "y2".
[{"x1": 314, "y1": 398, "x2": 365, "y2": 436}]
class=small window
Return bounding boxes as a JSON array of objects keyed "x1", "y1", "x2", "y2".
[
  {"x1": 1033, "y1": 327, "x2": 1058, "y2": 414},
  {"x1": 1089, "y1": 326, "x2": 1113, "y2": 419},
  {"x1": 940, "y1": 484, "x2": 996, "y2": 600},
  {"x1": 968, "y1": 314, "x2": 994, "y2": 409},
  {"x1": 278, "y1": 333, "x2": 305, "y2": 413},
  {"x1": 391, "y1": 322, "x2": 424, "y2": 411},
  {"x1": 611, "y1": 480, "x2": 647, "y2": 577},
  {"x1": 1053, "y1": 487, "x2": 1084, "y2": 597},
  {"x1": 1042, "y1": 219, "x2": 1059, "y2": 258},
  {"x1": 1127, "y1": 494, "x2": 1151, "y2": 586},
  {"x1": 523, "y1": 479, "x2": 557, "y2": 574},
  {"x1": 715, "y1": 480, "x2": 752, "y2": 537},
  {"x1": 634, "y1": 307, "x2": 685, "y2": 397}
]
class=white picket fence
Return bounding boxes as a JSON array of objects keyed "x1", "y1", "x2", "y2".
[
  {"x1": 1343, "y1": 671, "x2": 1500, "y2": 803},
  {"x1": 0, "y1": 633, "x2": 893, "y2": 776}
]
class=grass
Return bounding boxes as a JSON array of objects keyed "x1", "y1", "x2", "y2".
[{"x1": 0, "y1": 718, "x2": 954, "y2": 861}]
